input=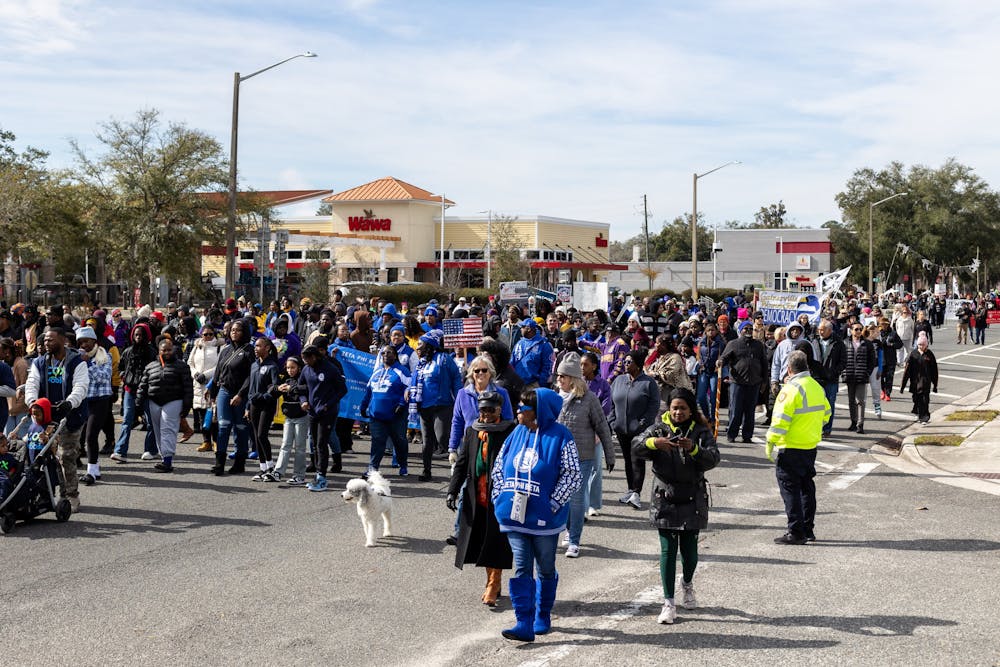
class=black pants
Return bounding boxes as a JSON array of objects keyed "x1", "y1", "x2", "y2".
[
  {"x1": 310, "y1": 414, "x2": 336, "y2": 474},
  {"x1": 420, "y1": 404, "x2": 453, "y2": 473},
  {"x1": 248, "y1": 404, "x2": 276, "y2": 463},
  {"x1": 881, "y1": 365, "x2": 896, "y2": 397},
  {"x1": 83, "y1": 396, "x2": 112, "y2": 464},
  {"x1": 912, "y1": 391, "x2": 931, "y2": 421},
  {"x1": 727, "y1": 382, "x2": 759, "y2": 441},
  {"x1": 775, "y1": 448, "x2": 816, "y2": 537},
  {"x1": 615, "y1": 429, "x2": 646, "y2": 493},
  {"x1": 336, "y1": 417, "x2": 354, "y2": 452},
  {"x1": 100, "y1": 388, "x2": 118, "y2": 449}
]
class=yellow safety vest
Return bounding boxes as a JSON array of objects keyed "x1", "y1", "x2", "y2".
[{"x1": 766, "y1": 371, "x2": 830, "y2": 452}]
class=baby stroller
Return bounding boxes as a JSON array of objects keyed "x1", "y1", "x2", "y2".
[{"x1": 0, "y1": 417, "x2": 73, "y2": 535}]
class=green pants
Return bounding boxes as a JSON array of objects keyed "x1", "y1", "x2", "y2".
[{"x1": 658, "y1": 529, "x2": 699, "y2": 598}]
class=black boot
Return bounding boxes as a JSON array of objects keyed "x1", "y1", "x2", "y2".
[
  {"x1": 212, "y1": 448, "x2": 227, "y2": 475},
  {"x1": 228, "y1": 456, "x2": 246, "y2": 475},
  {"x1": 329, "y1": 453, "x2": 342, "y2": 474}
]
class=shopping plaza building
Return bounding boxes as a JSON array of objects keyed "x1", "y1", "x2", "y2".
[
  {"x1": 201, "y1": 176, "x2": 835, "y2": 298},
  {"x1": 202, "y1": 176, "x2": 626, "y2": 293}
]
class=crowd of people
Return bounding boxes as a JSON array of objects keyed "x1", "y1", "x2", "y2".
[{"x1": 0, "y1": 284, "x2": 987, "y2": 634}]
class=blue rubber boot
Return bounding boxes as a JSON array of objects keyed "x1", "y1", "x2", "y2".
[
  {"x1": 533, "y1": 574, "x2": 559, "y2": 635},
  {"x1": 501, "y1": 577, "x2": 536, "y2": 642}
]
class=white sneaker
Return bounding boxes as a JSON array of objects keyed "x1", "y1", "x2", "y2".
[
  {"x1": 657, "y1": 599, "x2": 676, "y2": 624},
  {"x1": 586, "y1": 507, "x2": 599, "y2": 517},
  {"x1": 566, "y1": 544, "x2": 580, "y2": 558},
  {"x1": 681, "y1": 581, "x2": 697, "y2": 609},
  {"x1": 618, "y1": 491, "x2": 634, "y2": 504},
  {"x1": 626, "y1": 491, "x2": 642, "y2": 510},
  {"x1": 561, "y1": 535, "x2": 570, "y2": 546},
  {"x1": 140, "y1": 452, "x2": 159, "y2": 461}
]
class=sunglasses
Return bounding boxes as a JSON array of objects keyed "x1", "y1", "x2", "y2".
[{"x1": 472, "y1": 368, "x2": 490, "y2": 374}]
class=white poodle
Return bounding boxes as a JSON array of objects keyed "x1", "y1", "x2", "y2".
[{"x1": 341, "y1": 470, "x2": 394, "y2": 547}]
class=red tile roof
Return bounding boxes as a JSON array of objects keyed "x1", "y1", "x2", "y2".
[{"x1": 323, "y1": 177, "x2": 454, "y2": 205}]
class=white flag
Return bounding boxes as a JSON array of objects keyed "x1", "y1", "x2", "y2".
[{"x1": 817, "y1": 266, "x2": 851, "y2": 294}]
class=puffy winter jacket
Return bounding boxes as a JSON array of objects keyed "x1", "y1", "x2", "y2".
[
  {"x1": 632, "y1": 414, "x2": 720, "y2": 530},
  {"x1": 842, "y1": 338, "x2": 876, "y2": 384},
  {"x1": 137, "y1": 356, "x2": 193, "y2": 415}
]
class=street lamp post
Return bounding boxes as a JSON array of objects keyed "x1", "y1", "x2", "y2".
[
  {"x1": 868, "y1": 191, "x2": 907, "y2": 296},
  {"x1": 432, "y1": 193, "x2": 447, "y2": 285},
  {"x1": 691, "y1": 161, "x2": 739, "y2": 299},
  {"x1": 225, "y1": 52, "x2": 317, "y2": 297}
]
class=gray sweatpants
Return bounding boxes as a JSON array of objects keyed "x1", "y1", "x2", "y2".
[
  {"x1": 149, "y1": 399, "x2": 183, "y2": 459},
  {"x1": 845, "y1": 382, "x2": 867, "y2": 428},
  {"x1": 276, "y1": 415, "x2": 309, "y2": 477}
]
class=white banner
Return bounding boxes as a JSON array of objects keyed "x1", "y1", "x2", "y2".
[
  {"x1": 816, "y1": 266, "x2": 851, "y2": 295},
  {"x1": 759, "y1": 291, "x2": 824, "y2": 326},
  {"x1": 574, "y1": 282, "x2": 609, "y2": 313}
]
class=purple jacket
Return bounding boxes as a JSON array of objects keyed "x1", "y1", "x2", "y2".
[
  {"x1": 448, "y1": 382, "x2": 514, "y2": 452},
  {"x1": 587, "y1": 376, "x2": 613, "y2": 416}
]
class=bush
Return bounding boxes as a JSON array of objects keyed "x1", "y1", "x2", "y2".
[{"x1": 369, "y1": 285, "x2": 495, "y2": 308}]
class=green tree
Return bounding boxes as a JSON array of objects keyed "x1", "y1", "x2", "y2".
[
  {"x1": 753, "y1": 200, "x2": 788, "y2": 228},
  {"x1": 0, "y1": 128, "x2": 51, "y2": 256},
  {"x1": 299, "y1": 240, "x2": 332, "y2": 303},
  {"x1": 70, "y1": 109, "x2": 231, "y2": 295},
  {"x1": 650, "y1": 213, "x2": 712, "y2": 261},
  {"x1": 315, "y1": 201, "x2": 332, "y2": 216},
  {"x1": 834, "y1": 159, "x2": 1000, "y2": 289}
]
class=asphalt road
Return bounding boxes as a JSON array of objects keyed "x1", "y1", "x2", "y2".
[{"x1": 2, "y1": 329, "x2": 999, "y2": 666}]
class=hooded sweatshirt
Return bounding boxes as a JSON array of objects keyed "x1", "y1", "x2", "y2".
[{"x1": 491, "y1": 388, "x2": 582, "y2": 536}]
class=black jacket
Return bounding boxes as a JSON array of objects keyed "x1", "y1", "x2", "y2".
[
  {"x1": 842, "y1": 338, "x2": 876, "y2": 383},
  {"x1": 120, "y1": 342, "x2": 157, "y2": 390},
  {"x1": 914, "y1": 320, "x2": 934, "y2": 344},
  {"x1": 812, "y1": 335, "x2": 846, "y2": 385},
  {"x1": 273, "y1": 376, "x2": 307, "y2": 419},
  {"x1": 879, "y1": 329, "x2": 903, "y2": 370},
  {"x1": 213, "y1": 342, "x2": 254, "y2": 398},
  {"x1": 137, "y1": 357, "x2": 193, "y2": 415},
  {"x1": 719, "y1": 335, "x2": 767, "y2": 385},
  {"x1": 901, "y1": 348, "x2": 938, "y2": 394},
  {"x1": 247, "y1": 354, "x2": 281, "y2": 410},
  {"x1": 632, "y1": 418, "x2": 720, "y2": 531}
]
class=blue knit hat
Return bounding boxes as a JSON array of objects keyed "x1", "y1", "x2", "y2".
[{"x1": 419, "y1": 329, "x2": 444, "y2": 350}]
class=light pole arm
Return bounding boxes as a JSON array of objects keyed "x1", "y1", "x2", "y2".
[{"x1": 241, "y1": 52, "x2": 316, "y2": 82}]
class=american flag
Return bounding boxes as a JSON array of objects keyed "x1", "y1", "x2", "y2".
[{"x1": 442, "y1": 317, "x2": 484, "y2": 349}]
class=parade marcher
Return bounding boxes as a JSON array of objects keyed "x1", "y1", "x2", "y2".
[
  {"x1": 718, "y1": 322, "x2": 767, "y2": 443},
  {"x1": 512, "y1": 319, "x2": 555, "y2": 390},
  {"x1": 491, "y1": 388, "x2": 581, "y2": 642},
  {"x1": 900, "y1": 332, "x2": 938, "y2": 423},
  {"x1": 136, "y1": 338, "x2": 193, "y2": 473},
  {"x1": 448, "y1": 355, "x2": 514, "y2": 465},
  {"x1": 610, "y1": 349, "x2": 661, "y2": 510},
  {"x1": 695, "y1": 322, "x2": 724, "y2": 422},
  {"x1": 843, "y1": 321, "x2": 876, "y2": 435},
  {"x1": 580, "y1": 350, "x2": 610, "y2": 517},
  {"x1": 766, "y1": 351, "x2": 830, "y2": 545},
  {"x1": 75, "y1": 327, "x2": 112, "y2": 485},
  {"x1": 878, "y1": 317, "x2": 903, "y2": 402},
  {"x1": 894, "y1": 304, "x2": 915, "y2": 359},
  {"x1": 478, "y1": 337, "x2": 524, "y2": 410},
  {"x1": 270, "y1": 356, "x2": 309, "y2": 485},
  {"x1": 360, "y1": 344, "x2": 411, "y2": 477},
  {"x1": 633, "y1": 387, "x2": 720, "y2": 624},
  {"x1": 555, "y1": 352, "x2": 614, "y2": 558},
  {"x1": 812, "y1": 319, "x2": 846, "y2": 436},
  {"x1": 914, "y1": 309, "x2": 934, "y2": 347},
  {"x1": 955, "y1": 302, "x2": 971, "y2": 345},
  {"x1": 865, "y1": 324, "x2": 884, "y2": 420},
  {"x1": 247, "y1": 337, "x2": 281, "y2": 481},
  {"x1": 411, "y1": 330, "x2": 463, "y2": 481},
  {"x1": 25, "y1": 327, "x2": 89, "y2": 511},
  {"x1": 446, "y1": 390, "x2": 516, "y2": 607},
  {"x1": 187, "y1": 324, "x2": 223, "y2": 453},
  {"x1": 210, "y1": 319, "x2": 255, "y2": 476},
  {"x1": 301, "y1": 344, "x2": 348, "y2": 491},
  {"x1": 646, "y1": 334, "x2": 692, "y2": 408},
  {"x1": 111, "y1": 323, "x2": 158, "y2": 462},
  {"x1": 973, "y1": 300, "x2": 989, "y2": 345}
]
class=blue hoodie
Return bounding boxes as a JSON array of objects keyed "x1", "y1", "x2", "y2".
[
  {"x1": 413, "y1": 351, "x2": 463, "y2": 409},
  {"x1": 360, "y1": 362, "x2": 411, "y2": 421},
  {"x1": 491, "y1": 388, "x2": 582, "y2": 536},
  {"x1": 373, "y1": 303, "x2": 399, "y2": 332},
  {"x1": 512, "y1": 334, "x2": 554, "y2": 388},
  {"x1": 301, "y1": 357, "x2": 347, "y2": 420}
]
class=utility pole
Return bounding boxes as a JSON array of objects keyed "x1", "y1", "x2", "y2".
[
  {"x1": 643, "y1": 194, "x2": 652, "y2": 290},
  {"x1": 977, "y1": 246, "x2": 980, "y2": 294}
]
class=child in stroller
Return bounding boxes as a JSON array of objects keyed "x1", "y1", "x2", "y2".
[{"x1": 0, "y1": 398, "x2": 73, "y2": 534}]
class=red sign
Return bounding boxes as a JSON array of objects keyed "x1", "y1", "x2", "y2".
[
  {"x1": 988, "y1": 309, "x2": 1000, "y2": 325},
  {"x1": 595, "y1": 236, "x2": 608, "y2": 248},
  {"x1": 348, "y1": 217, "x2": 391, "y2": 231}
]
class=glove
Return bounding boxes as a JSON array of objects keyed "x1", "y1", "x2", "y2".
[
  {"x1": 606, "y1": 460, "x2": 615, "y2": 473},
  {"x1": 448, "y1": 451, "x2": 458, "y2": 465},
  {"x1": 933, "y1": 386, "x2": 938, "y2": 393},
  {"x1": 53, "y1": 400, "x2": 72, "y2": 421},
  {"x1": 445, "y1": 494, "x2": 457, "y2": 512},
  {"x1": 195, "y1": 373, "x2": 207, "y2": 385},
  {"x1": 765, "y1": 441, "x2": 776, "y2": 463}
]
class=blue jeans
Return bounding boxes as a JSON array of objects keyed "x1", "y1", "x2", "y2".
[
  {"x1": 588, "y1": 448, "x2": 603, "y2": 511},
  {"x1": 697, "y1": 372, "x2": 718, "y2": 421},
  {"x1": 507, "y1": 531, "x2": 559, "y2": 580},
  {"x1": 822, "y1": 383, "x2": 839, "y2": 434},
  {"x1": 567, "y1": 458, "x2": 596, "y2": 546},
  {"x1": 114, "y1": 390, "x2": 157, "y2": 456},
  {"x1": 216, "y1": 388, "x2": 250, "y2": 458},
  {"x1": 369, "y1": 412, "x2": 407, "y2": 470}
]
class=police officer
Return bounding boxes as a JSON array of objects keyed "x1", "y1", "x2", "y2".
[{"x1": 765, "y1": 350, "x2": 830, "y2": 545}]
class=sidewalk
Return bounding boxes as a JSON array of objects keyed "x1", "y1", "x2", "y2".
[{"x1": 871, "y1": 382, "x2": 1000, "y2": 496}]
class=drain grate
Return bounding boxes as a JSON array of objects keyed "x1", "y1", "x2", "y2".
[{"x1": 963, "y1": 472, "x2": 1000, "y2": 479}]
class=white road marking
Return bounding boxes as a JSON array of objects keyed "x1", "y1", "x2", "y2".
[
  {"x1": 938, "y1": 374, "x2": 988, "y2": 384},
  {"x1": 828, "y1": 461, "x2": 880, "y2": 490},
  {"x1": 935, "y1": 341, "x2": 1000, "y2": 362},
  {"x1": 833, "y1": 402, "x2": 918, "y2": 422},
  {"x1": 961, "y1": 353, "x2": 1000, "y2": 360},
  {"x1": 937, "y1": 360, "x2": 994, "y2": 370}
]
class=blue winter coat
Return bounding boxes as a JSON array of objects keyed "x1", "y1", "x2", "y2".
[
  {"x1": 301, "y1": 357, "x2": 347, "y2": 420},
  {"x1": 448, "y1": 383, "x2": 514, "y2": 452},
  {"x1": 512, "y1": 335, "x2": 554, "y2": 387},
  {"x1": 491, "y1": 388, "x2": 582, "y2": 536},
  {"x1": 414, "y1": 352, "x2": 463, "y2": 409}
]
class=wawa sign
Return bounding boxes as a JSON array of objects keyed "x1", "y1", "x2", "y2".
[{"x1": 348, "y1": 209, "x2": 392, "y2": 231}]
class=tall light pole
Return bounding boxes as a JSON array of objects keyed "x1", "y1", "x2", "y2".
[
  {"x1": 225, "y1": 51, "x2": 317, "y2": 297},
  {"x1": 868, "y1": 191, "x2": 907, "y2": 296},
  {"x1": 478, "y1": 209, "x2": 493, "y2": 290},
  {"x1": 691, "y1": 161, "x2": 739, "y2": 299}
]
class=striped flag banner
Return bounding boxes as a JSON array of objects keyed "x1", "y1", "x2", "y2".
[{"x1": 442, "y1": 317, "x2": 483, "y2": 349}]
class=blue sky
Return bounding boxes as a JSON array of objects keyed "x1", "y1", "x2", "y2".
[{"x1": 3, "y1": 0, "x2": 999, "y2": 239}]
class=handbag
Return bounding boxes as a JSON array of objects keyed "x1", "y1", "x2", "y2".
[{"x1": 202, "y1": 407, "x2": 214, "y2": 431}]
